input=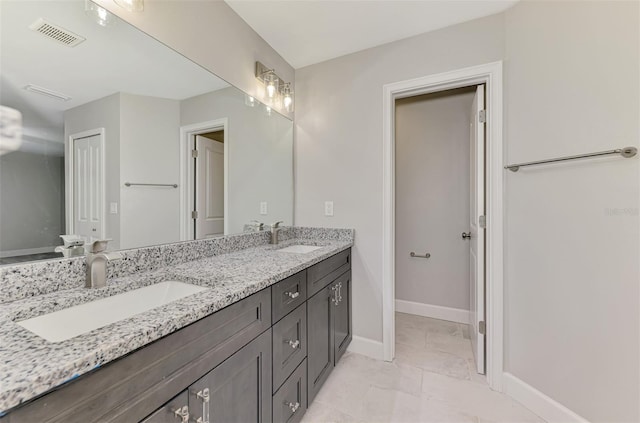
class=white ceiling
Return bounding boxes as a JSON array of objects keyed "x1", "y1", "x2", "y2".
[
  {"x1": 226, "y1": 0, "x2": 519, "y2": 69},
  {"x1": 0, "y1": 0, "x2": 228, "y2": 151}
]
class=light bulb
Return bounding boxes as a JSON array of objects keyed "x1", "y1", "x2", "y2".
[
  {"x1": 283, "y1": 93, "x2": 292, "y2": 110},
  {"x1": 266, "y1": 80, "x2": 276, "y2": 98}
]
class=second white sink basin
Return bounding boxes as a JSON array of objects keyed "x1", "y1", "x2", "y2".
[
  {"x1": 278, "y1": 245, "x2": 322, "y2": 254},
  {"x1": 16, "y1": 281, "x2": 208, "y2": 342}
]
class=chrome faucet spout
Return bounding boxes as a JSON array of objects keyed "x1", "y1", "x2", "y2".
[
  {"x1": 270, "y1": 221, "x2": 284, "y2": 245},
  {"x1": 86, "y1": 240, "x2": 122, "y2": 288}
]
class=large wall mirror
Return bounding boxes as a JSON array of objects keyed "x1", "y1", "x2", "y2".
[{"x1": 0, "y1": 0, "x2": 293, "y2": 265}]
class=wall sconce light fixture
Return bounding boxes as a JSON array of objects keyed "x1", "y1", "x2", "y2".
[
  {"x1": 255, "y1": 61, "x2": 293, "y2": 111},
  {"x1": 113, "y1": 0, "x2": 144, "y2": 12}
]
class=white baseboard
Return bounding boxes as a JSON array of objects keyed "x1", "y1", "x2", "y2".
[
  {"x1": 503, "y1": 372, "x2": 589, "y2": 423},
  {"x1": 347, "y1": 336, "x2": 384, "y2": 360},
  {"x1": 395, "y1": 299, "x2": 470, "y2": 324},
  {"x1": 0, "y1": 246, "x2": 55, "y2": 258}
]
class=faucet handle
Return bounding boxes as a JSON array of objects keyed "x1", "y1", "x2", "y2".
[
  {"x1": 271, "y1": 221, "x2": 284, "y2": 229},
  {"x1": 89, "y1": 239, "x2": 113, "y2": 253},
  {"x1": 250, "y1": 220, "x2": 264, "y2": 230}
]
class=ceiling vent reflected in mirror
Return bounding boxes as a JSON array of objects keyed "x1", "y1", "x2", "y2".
[
  {"x1": 23, "y1": 85, "x2": 72, "y2": 102},
  {"x1": 28, "y1": 18, "x2": 86, "y2": 47}
]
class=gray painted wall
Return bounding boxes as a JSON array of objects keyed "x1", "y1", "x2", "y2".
[
  {"x1": 181, "y1": 87, "x2": 294, "y2": 234},
  {"x1": 295, "y1": 11, "x2": 505, "y2": 343},
  {"x1": 119, "y1": 93, "x2": 181, "y2": 249},
  {"x1": 94, "y1": 0, "x2": 294, "y2": 120},
  {"x1": 503, "y1": 1, "x2": 639, "y2": 421},
  {"x1": 395, "y1": 88, "x2": 474, "y2": 311},
  {"x1": 64, "y1": 93, "x2": 121, "y2": 249},
  {"x1": 0, "y1": 150, "x2": 65, "y2": 253},
  {"x1": 295, "y1": 2, "x2": 638, "y2": 421}
]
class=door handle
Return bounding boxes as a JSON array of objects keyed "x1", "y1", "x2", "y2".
[{"x1": 461, "y1": 232, "x2": 471, "y2": 240}]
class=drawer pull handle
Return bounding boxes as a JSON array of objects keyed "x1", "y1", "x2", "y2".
[
  {"x1": 285, "y1": 401, "x2": 301, "y2": 413},
  {"x1": 191, "y1": 388, "x2": 210, "y2": 423},
  {"x1": 286, "y1": 339, "x2": 300, "y2": 349},
  {"x1": 172, "y1": 405, "x2": 189, "y2": 423},
  {"x1": 285, "y1": 291, "x2": 300, "y2": 299}
]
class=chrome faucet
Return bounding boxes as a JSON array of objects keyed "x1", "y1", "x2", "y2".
[
  {"x1": 250, "y1": 220, "x2": 265, "y2": 231},
  {"x1": 270, "y1": 221, "x2": 284, "y2": 245},
  {"x1": 86, "y1": 239, "x2": 122, "y2": 288}
]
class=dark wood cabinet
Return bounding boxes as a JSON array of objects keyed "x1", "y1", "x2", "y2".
[{"x1": 2, "y1": 248, "x2": 351, "y2": 423}]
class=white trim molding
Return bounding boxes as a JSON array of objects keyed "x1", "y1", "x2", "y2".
[
  {"x1": 347, "y1": 336, "x2": 385, "y2": 361},
  {"x1": 382, "y1": 61, "x2": 504, "y2": 391},
  {"x1": 179, "y1": 119, "x2": 229, "y2": 241},
  {"x1": 503, "y1": 373, "x2": 590, "y2": 423},
  {"x1": 395, "y1": 300, "x2": 470, "y2": 324}
]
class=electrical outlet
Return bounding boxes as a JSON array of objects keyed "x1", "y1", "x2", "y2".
[
  {"x1": 260, "y1": 202, "x2": 268, "y2": 215},
  {"x1": 110, "y1": 202, "x2": 118, "y2": 214},
  {"x1": 324, "y1": 201, "x2": 334, "y2": 217}
]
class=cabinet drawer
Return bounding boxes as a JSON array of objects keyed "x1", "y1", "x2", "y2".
[
  {"x1": 273, "y1": 359, "x2": 307, "y2": 423},
  {"x1": 272, "y1": 270, "x2": 307, "y2": 323},
  {"x1": 307, "y1": 249, "x2": 350, "y2": 298},
  {"x1": 272, "y1": 303, "x2": 307, "y2": 392}
]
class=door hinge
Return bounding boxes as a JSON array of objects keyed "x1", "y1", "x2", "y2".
[
  {"x1": 192, "y1": 149, "x2": 198, "y2": 158},
  {"x1": 478, "y1": 109, "x2": 486, "y2": 123},
  {"x1": 479, "y1": 215, "x2": 486, "y2": 228},
  {"x1": 191, "y1": 210, "x2": 198, "y2": 219},
  {"x1": 479, "y1": 321, "x2": 486, "y2": 335}
]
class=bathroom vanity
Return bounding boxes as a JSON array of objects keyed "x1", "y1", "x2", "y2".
[{"x1": 0, "y1": 229, "x2": 352, "y2": 423}]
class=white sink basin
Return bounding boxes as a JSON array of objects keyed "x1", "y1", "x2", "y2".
[
  {"x1": 278, "y1": 245, "x2": 322, "y2": 254},
  {"x1": 16, "y1": 281, "x2": 208, "y2": 342}
]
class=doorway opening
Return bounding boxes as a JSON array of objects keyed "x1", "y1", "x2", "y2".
[
  {"x1": 382, "y1": 62, "x2": 504, "y2": 391},
  {"x1": 179, "y1": 119, "x2": 228, "y2": 241},
  {"x1": 394, "y1": 85, "x2": 486, "y2": 377}
]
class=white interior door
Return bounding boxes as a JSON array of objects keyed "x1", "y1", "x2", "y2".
[
  {"x1": 469, "y1": 85, "x2": 486, "y2": 374},
  {"x1": 194, "y1": 135, "x2": 224, "y2": 238},
  {"x1": 73, "y1": 134, "x2": 103, "y2": 242}
]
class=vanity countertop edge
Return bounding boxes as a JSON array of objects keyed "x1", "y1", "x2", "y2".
[{"x1": 0, "y1": 238, "x2": 353, "y2": 414}]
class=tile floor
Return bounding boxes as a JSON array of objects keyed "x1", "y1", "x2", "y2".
[{"x1": 301, "y1": 312, "x2": 544, "y2": 423}]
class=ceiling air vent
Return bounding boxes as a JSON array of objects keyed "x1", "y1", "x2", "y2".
[{"x1": 28, "y1": 18, "x2": 86, "y2": 47}]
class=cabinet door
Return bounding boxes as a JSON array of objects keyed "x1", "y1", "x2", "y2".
[
  {"x1": 189, "y1": 330, "x2": 273, "y2": 423},
  {"x1": 306, "y1": 283, "x2": 335, "y2": 403},
  {"x1": 334, "y1": 271, "x2": 352, "y2": 364},
  {"x1": 140, "y1": 391, "x2": 189, "y2": 423}
]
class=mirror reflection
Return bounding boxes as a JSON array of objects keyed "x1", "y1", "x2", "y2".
[{"x1": 0, "y1": 0, "x2": 293, "y2": 265}]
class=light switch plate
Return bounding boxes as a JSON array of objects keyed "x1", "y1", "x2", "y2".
[
  {"x1": 260, "y1": 202, "x2": 268, "y2": 215},
  {"x1": 110, "y1": 202, "x2": 118, "y2": 214},
  {"x1": 324, "y1": 201, "x2": 334, "y2": 217}
]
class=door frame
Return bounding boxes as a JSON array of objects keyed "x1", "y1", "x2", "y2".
[
  {"x1": 381, "y1": 61, "x2": 504, "y2": 391},
  {"x1": 179, "y1": 119, "x2": 229, "y2": 240},
  {"x1": 66, "y1": 128, "x2": 107, "y2": 240}
]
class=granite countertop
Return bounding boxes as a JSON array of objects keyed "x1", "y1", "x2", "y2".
[{"x1": 0, "y1": 238, "x2": 352, "y2": 414}]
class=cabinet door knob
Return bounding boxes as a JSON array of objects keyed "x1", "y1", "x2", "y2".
[
  {"x1": 285, "y1": 291, "x2": 300, "y2": 299},
  {"x1": 286, "y1": 339, "x2": 300, "y2": 349},
  {"x1": 173, "y1": 405, "x2": 189, "y2": 423},
  {"x1": 285, "y1": 401, "x2": 301, "y2": 413}
]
